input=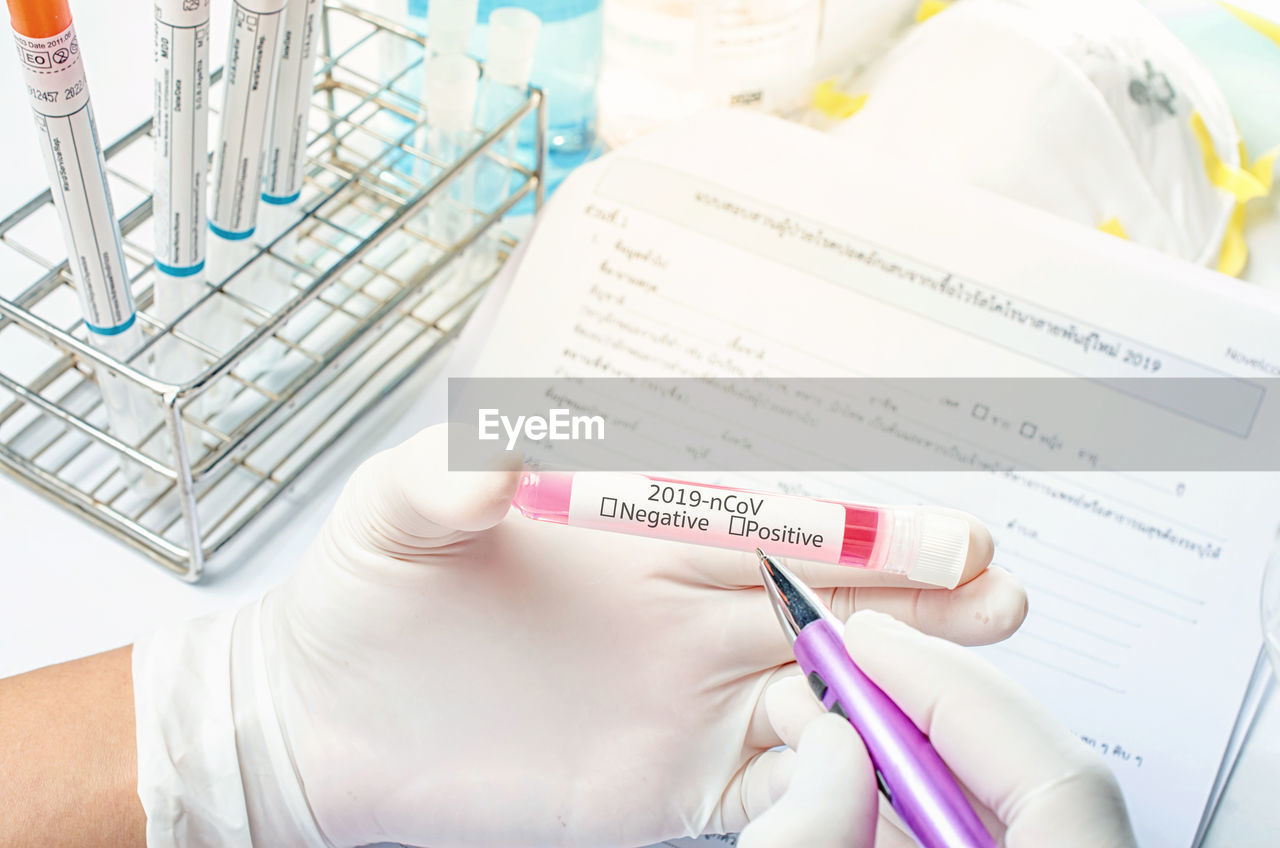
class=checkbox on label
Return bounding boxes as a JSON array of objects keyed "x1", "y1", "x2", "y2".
[
  {"x1": 729, "y1": 516, "x2": 746, "y2": 536},
  {"x1": 599, "y1": 497, "x2": 618, "y2": 518}
]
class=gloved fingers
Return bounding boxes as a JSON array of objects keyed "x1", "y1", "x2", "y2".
[
  {"x1": 735, "y1": 714, "x2": 879, "y2": 848},
  {"x1": 706, "y1": 564, "x2": 1026, "y2": 682},
  {"x1": 763, "y1": 672, "x2": 825, "y2": 751},
  {"x1": 706, "y1": 748, "x2": 797, "y2": 835},
  {"x1": 764, "y1": 651, "x2": 1009, "y2": 845},
  {"x1": 744, "y1": 665, "x2": 804, "y2": 751},
  {"x1": 827, "y1": 564, "x2": 1028, "y2": 647},
  {"x1": 873, "y1": 766, "x2": 1005, "y2": 848},
  {"x1": 871, "y1": 805, "x2": 917, "y2": 848},
  {"x1": 667, "y1": 545, "x2": 764, "y2": 590},
  {"x1": 693, "y1": 506, "x2": 994, "y2": 589},
  {"x1": 842, "y1": 611, "x2": 1137, "y2": 846},
  {"x1": 758, "y1": 673, "x2": 967, "y2": 848},
  {"x1": 708, "y1": 580, "x2": 806, "y2": 671},
  {"x1": 335, "y1": 423, "x2": 522, "y2": 552}
]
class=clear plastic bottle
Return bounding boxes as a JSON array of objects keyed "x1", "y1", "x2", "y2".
[
  {"x1": 364, "y1": 0, "x2": 413, "y2": 88},
  {"x1": 475, "y1": 0, "x2": 603, "y2": 193},
  {"x1": 422, "y1": 53, "x2": 480, "y2": 259},
  {"x1": 695, "y1": 0, "x2": 822, "y2": 114},
  {"x1": 475, "y1": 7, "x2": 540, "y2": 270}
]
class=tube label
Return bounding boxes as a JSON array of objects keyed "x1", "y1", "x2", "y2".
[
  {"x1": 262, "y1": 0, "x2": 320, "y2": 202},
  {"x1": 210, "y1": 0, "x2": 286, "y2": 237},
  {"x1": 567, "y1": 473, "x2": 846, "y2": 562},
  {"x1": 154, "y1": 0, "x2": 210, "y2": 274},
  {"x1": 14, "y1": 23, "x2": 136, "y2": 334}
]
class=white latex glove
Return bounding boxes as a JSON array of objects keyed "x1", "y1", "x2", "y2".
[
  {"x1": 738, "y1": 610, "x2": 1137, "y2": 848},
  {"x1": 132, "y1": 424, "x2": 1027, "y2": 848}
]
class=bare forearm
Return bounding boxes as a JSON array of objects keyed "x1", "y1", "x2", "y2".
[{"x1": 0, "y1": 645, "x2": 146, "y2": 847}]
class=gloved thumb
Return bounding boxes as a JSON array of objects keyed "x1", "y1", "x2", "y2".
[
  {"x1": 332, "y1": 423, "x2": 522, "y2": 554},
  {"x1": 737, "y1": 713, "x2": 878, "y2": 848}
]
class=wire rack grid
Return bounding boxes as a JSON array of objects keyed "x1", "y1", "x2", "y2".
[{"x1": 0, "y1": 1, "x2": 545, "y2": 581}]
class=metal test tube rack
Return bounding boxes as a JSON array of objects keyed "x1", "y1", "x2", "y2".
[{"x1": 0, "y1": 2, "x2": 545, "y2": 581}]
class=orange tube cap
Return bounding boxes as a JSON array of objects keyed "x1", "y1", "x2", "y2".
[{"x1": 6, "y1": 0, "x2": 72, "y2": 39}]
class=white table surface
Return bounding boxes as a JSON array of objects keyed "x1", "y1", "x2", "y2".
[{"x1": 2, "y1": 4, "x2": 1280, "y2": 846}]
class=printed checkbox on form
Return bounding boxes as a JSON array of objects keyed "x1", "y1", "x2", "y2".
[
  {"x1": 599, "y1": 497, "x2": 618, "y2": 518},
  {"x1": 729, "y1": 515, "x2": 746, "y2": 536}
]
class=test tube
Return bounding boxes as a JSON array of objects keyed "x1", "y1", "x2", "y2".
[
  {"x1": 206, "y1": 0, "x2": 286, "y2": 401},
  {"x1": 428, "y1": 0, "x2": 479, "y2": 59},
  {"x1": 371, "y1": 2, "x2": 480, "y2": 296},
  {"x1": 474, "y1": 7, "x2": 539, "y2": 272},
  {"x1": 5, "y1": 0, "x2": 161, "y2": 490},
  {"x1": 152, "y1": 0, "x2": 210, "y2": 385},
  {"x1": 399, "y1": 0, "x2": 475, "y2": 180},
  {"x1": 362, "y1": 0, "x2": 411, "y2": 89},
  {"x1": 256, "y1": 0, "x2": 320, "y2": 306},
  {"x1": 514, "y1": 472, "x2": 974, "y2": 588},
  {"x1": 422, "y1": 53, "x2": 480, "y2": 255}
]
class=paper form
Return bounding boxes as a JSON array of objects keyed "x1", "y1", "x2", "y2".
[{"x1": 468, "y1": 112, "x2": 1280, "y2": 847}]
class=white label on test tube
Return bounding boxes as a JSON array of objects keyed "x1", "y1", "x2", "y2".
[
  {"x1": 14, "y1": 22, "x2": 136, "y2": 335},
  {"x1": 566, "y1": 473, "x2": 847, "y2": 563},
  {"x1": 154, "y1": 0, "x2": 210, "y2": 277},
  {"x1": 262, "y1": 0, "x2": 319, "y2": 204},
  {"x1": 210, "y1": 0, "x2": 286, "y2": 239}
]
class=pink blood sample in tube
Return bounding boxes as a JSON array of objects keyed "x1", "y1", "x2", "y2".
[{"x1": 512, "y1": 471, "x2": 970, "y2": 587}]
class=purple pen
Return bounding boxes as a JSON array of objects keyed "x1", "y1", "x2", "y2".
[{"x1": 757, "y1": 549, "x2": 996, "y2": 848}]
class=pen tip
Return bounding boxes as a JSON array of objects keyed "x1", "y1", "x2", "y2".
[{"x1": 755, "y1": 547, "x2": 768, "y2": 563}]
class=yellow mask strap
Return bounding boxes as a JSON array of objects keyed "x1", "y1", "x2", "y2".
[
  {"x1": 1218, "y1": 3, "x2": 1279, "y2": 211},
  {"x1": 915, "y1": 0, "x2": 951, "y2": 23},
  {"x1": 1217, "y1": 204, "x2": 1248, "y2": 277},
  {"x1": 1248, "y1": 145, "x2": 1277, "y2": 192},
  {"x1": 1190, "y1": 112, "x2": 1267, "y2": 202},
  {"x1": 1098, "y1": 218, "x2": 1129, "y2": 239},
  {"x1": 1218, "y1": 3, "x2": 1280, "y2": 48},
  {"x1": 812, "y1": 79, "x2": 868, "y2": 120},
  {"x1": 1196, "y1": 115, "x2": 1278, "y2": 277}
]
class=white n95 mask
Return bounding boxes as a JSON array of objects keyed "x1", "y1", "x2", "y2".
[{"x1": 832, "y1": 0, "x2": 1264, "y2": 273}]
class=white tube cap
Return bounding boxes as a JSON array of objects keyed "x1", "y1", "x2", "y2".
[
  {"x1": 486, "y1": 7, "x2": 541, "y2": 88},
  {"x1": 425, "y1": 54, "x2": 480, "y2": 132},
  {"x1": 428, "y1": 0, "x2": 480, "y2": 56},
  {"x1": 907, "y1": 512, "x2": 970, "y2": 589}
]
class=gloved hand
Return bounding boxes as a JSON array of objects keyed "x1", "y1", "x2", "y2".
[
  {"x1": 132, "y1": 424, "x2": 1027, "y2": 848},
  {"x1": 738, "y1": 610, "x2": 1137, "y2": 848}
]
